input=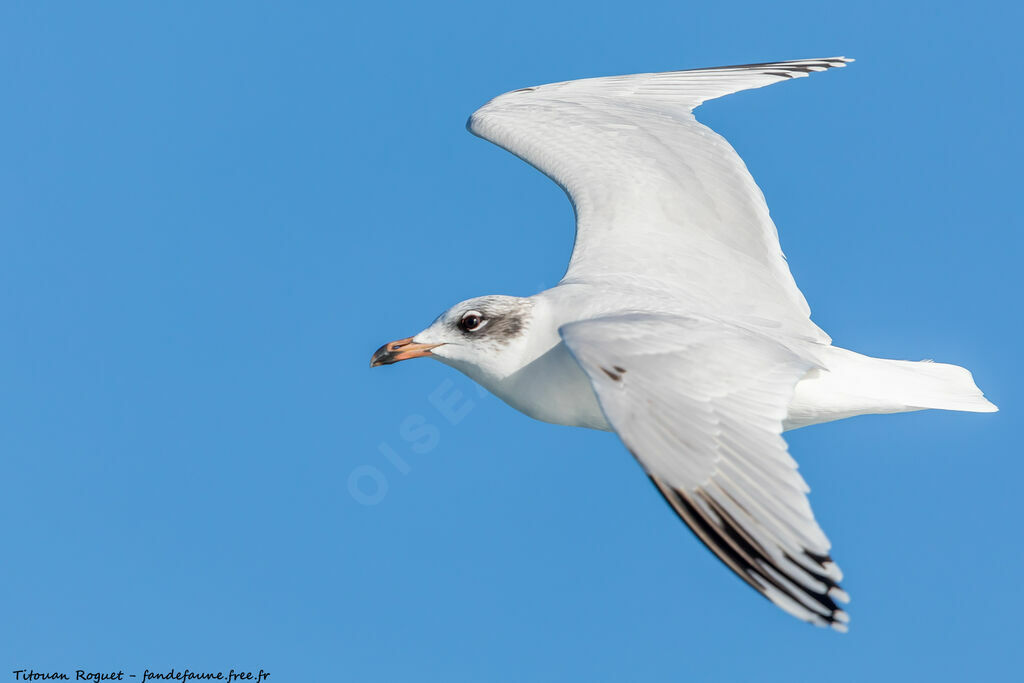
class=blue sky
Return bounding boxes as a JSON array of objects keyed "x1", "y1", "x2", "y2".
[{"x1": 2, "y1": 1, "x2": 1021, "y2": 680}]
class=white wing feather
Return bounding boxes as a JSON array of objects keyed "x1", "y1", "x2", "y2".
[
  {"x1": 469, "y1": 57, "x2": 851, "y2": 343},
  {"x1": 560, "y1": 314, "x2": 849, "y2": 629}
]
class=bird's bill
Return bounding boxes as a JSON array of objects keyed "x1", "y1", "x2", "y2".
[{"x1": 370, "y1": 337, "x2": 440, "y2": 367}]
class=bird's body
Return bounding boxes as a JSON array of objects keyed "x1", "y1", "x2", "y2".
[
  {"x1": 371, "y1": 57, "x2": 997, "y2": 631},
  {"x1": 460, "y1": 282, "x2": 994, "y2": 433}
]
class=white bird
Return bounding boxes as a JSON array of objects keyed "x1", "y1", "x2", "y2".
[{"x1": 370, "y1": 57, "x2": 997, "y2": 631}]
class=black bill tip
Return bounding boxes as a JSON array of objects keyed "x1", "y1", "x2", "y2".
[{"x1": 370, "y1": 342, "x2": 398, "y2": 368}]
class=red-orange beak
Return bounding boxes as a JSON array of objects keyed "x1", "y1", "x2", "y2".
[{"x1": 369, "y1": 337, "x2": 441, "y2": 367}]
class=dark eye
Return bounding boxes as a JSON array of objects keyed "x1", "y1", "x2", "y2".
[{"x1": 459, "y1": 310, "x2": 485, "y2": 332}]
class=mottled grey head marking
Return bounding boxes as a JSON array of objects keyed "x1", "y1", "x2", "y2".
[{"x1": 450, "y1": 295, "x2": 530, "y2": 346}]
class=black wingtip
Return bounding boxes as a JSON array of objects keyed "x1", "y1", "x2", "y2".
[{"x1": 649, "y1": 476, "x2": 851, "y2": 631}]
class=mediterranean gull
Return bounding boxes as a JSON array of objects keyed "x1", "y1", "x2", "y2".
[{"x1": 369, "y1": 57, "x2": 998, "y2": 631}]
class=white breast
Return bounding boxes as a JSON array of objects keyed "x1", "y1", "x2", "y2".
[{"x1": 491, "y1": 341, "x2": 611, "y2": 431}]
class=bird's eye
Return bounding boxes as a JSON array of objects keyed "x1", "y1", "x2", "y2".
[{"x1": 459, "y1": 310, "x2": 485, "y2": 332}]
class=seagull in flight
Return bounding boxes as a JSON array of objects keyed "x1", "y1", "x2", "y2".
[{"x1": 370, "y1": 57, "x2": 997, "y2": 631}]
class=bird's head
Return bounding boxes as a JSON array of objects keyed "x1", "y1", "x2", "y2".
[{"x1": 370, "y1": 295, "x2": 536, "y2": 384}]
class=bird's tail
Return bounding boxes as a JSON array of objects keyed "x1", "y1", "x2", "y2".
[
  {"x1": 786, "y1": 347, "x2": 997, "y2": 429},
  {"x1": 862, "y1": 354, "x2": 997, "y2": 413}
]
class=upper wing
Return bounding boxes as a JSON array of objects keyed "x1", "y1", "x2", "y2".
[
  {"x1": 560, "y1": 314, "x2": 850, "y2": 629},
  {"x1": 469, "y1": 57, "x2": 851, "y2": 343}
]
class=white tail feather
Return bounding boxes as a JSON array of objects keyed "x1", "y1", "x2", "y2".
[
  {"x1": 869, "y1": 356, "x2": 998, "y2": 413},
  {"x1": 785, "y1": 347, "x2": 997, "y2": 430}
]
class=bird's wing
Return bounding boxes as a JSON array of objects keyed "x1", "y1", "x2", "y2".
[
  {"x1": 469, "y1": 57, "x2": 851, "y2": 343},
  {"x1": 559, "y1": 313, "x2": 849, "y2": 629}
]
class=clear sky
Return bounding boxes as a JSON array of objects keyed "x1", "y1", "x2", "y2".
[{"x1": 2, "y1": 1, "x2": 1020, "y2": 681}]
